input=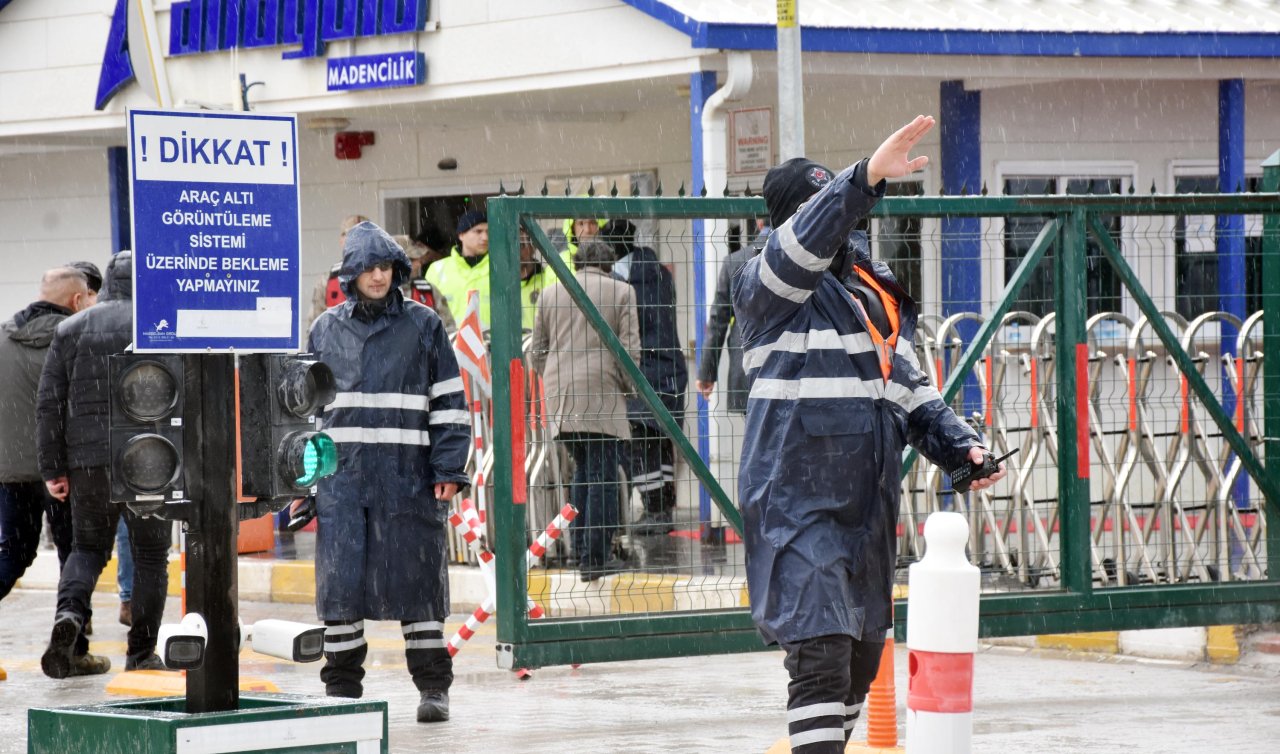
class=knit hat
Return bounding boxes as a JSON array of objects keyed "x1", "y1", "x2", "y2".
[
  {"x1": 762, "y1": 157, "x2": 835, "y2": 230},
  {"x1": 456, "y1": 210, "x2": 487, "y2": 235}
]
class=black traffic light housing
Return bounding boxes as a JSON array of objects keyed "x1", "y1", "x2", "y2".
[
  {"x1": 239, "y1": 353, "x2": 338, "y2": 501},
  {"x1": 108, "y1": 353, "x2": 187, "y2": 515}
]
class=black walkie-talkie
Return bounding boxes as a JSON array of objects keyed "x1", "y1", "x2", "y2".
[{"x1": 950, "y1": 448, "x2": 1018, "y2": 493}]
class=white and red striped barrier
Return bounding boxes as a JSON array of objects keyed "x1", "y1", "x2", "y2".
[
  {"x1": 907, "y1": 511, "x2": 979, "y2": 754},
  {"x1": 445, "y1": 503, "x2": 577, "y2": 658}
]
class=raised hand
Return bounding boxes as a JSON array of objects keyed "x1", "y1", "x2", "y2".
[{"x1": 867, "y1": 115, "x2": 935, "y2": 186}]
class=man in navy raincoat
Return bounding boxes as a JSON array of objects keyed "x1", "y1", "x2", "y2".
[
  {"x1": 733, "y1": 117, "x2": 1006, "y2": 752},
  {"x1": 307, "y1": 221, "x2": 470, "y2": 723}
]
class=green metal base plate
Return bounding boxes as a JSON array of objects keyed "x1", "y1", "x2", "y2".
[{"x1": 28, "y1": 693, "x2": 387, "y2": 754}]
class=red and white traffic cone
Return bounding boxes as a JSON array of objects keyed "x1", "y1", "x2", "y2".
[{"x1": 906, "y1": 512, "x2": 979, "y2": 754}]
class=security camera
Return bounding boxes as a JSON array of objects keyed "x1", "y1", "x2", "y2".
[
  {"x1": 156, "y1": 613, "x2": 208, "y2": 670},
  {"x1": 250, "y1": 619, "x2": 325, "y2": 663}
]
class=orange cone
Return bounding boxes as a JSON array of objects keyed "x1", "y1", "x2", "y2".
[{"x1": 864, "y1": 633, "x2": 898, "y2": 748}]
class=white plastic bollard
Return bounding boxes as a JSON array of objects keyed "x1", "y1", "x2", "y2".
[{"x1": 906, "y1": 511, "x2": 980, "y2": 754}]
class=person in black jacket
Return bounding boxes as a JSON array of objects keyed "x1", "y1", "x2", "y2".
[
  {"x1": 696, "y1": 243, "x2": 752, "y2": 414},
  {"x1": 36, "y1": 251, "x2": 171, "y2": 678},
  {"x1": 0, "y1": 267, "x2": 93, "y2": 601},
  {"x1": 602, "y1": 220, "x2": 688, "y2": 535}
]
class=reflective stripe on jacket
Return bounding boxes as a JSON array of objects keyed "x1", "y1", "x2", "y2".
[{"x1": 732, "y1": 159, "x2": 979, "y2": 646}]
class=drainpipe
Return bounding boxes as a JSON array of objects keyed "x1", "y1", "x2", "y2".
[{"x1": 693, "y1": 51, "x2": 752, "y2": 533}]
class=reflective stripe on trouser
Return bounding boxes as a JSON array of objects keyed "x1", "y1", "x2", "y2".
[
  {"x1": 629, "y1": 423, "x2": 676, "y2": 512},
  {"x1": 403, "y1": 619, "x2": 453, "y2": 692},
  {"x1": 321, "y1": 620, "x2": 368, "y2": 698},
  {"x1": 781, "y1": 634, "x2": 885, "y2": 753}
]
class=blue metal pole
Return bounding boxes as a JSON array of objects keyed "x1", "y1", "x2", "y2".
[
  {"x1": 1218, "y1": 79, "x2": 1248, "y2": 524},
  {"x1": 940, "y1": 81, "x2": 983, "y2": 421},
  {"x1": 690, "y1": 71, "x2": 717, "y2": 534},
  {"x1": 107, "y1": 146, "x2": 131, "y2": 254}
]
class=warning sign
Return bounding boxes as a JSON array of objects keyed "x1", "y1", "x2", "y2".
[{"x1": 730, "y1": 107, "x2": 773, "y2": 175}]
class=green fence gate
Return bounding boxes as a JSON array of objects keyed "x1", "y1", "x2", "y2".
[{"x1": 483, "y1": 157, "x2": 1280, "y2": 670}]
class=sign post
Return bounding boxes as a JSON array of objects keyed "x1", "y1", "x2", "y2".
[
  {"x1": 128, "y1": 108, "x2": 302, "y2": 353},
  {"x1": 29, "y1": 108, "x2": 385, "y2": 752},
  {"x1": 127, "y1": 108, "x2": 304, "y2": 712}
]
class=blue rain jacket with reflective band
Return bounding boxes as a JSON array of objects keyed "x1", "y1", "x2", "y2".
[
  {"x1": 733, "y1": 160, "x2": 980, "y2": 646},
  {"x1": 308, "y1": 222, "x2": 471, "y2": 621},
  {"x1": 611, "y1": 245, "x2": 688, "y2": 427}
]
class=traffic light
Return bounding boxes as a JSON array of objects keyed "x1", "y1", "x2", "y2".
[
  {"x1": 239, "y1": 354, "x2": 338, "y2": 500},
  {"x1": 109, "y1": 353, "x2": 187, "y2": 514}
]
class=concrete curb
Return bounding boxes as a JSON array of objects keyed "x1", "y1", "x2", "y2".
[
  {"x1": 11, "y1": 548, "x2": 1245, "y2": 663},
  {"x1": 13, "y1": 547, "x2": 490, "y2": 614}
]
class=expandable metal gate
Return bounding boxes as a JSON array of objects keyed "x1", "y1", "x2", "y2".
[{"x1": 485, "y1": 158, "x2": 1280, "y2": 670}]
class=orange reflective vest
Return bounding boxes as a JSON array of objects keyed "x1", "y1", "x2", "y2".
[{"x1": 851, "y1": 266, "x2": 900, "y2": 380}]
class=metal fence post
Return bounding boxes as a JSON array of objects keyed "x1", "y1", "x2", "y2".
[
  {"x1": 486, "y1": 199, "x2": 529, "y2": 655},
  {"x1": 1057, "y1": 209, "x2": 1092, "y2": 594},
  {"x1": 1261, "y1": 151, "x2": 1280, "y2": 574}
]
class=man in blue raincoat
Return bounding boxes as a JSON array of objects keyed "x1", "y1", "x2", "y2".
[
  {"x1": 733, "y1": 116, "x2": 1006, "y2": 753},
  {"x1": 307, "y1": 221, "x2": 471, "y2": 723}
]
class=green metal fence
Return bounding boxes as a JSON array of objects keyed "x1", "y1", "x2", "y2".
[{"x1": 483, "y1": 160, "x2": 1280, "y2": 670}]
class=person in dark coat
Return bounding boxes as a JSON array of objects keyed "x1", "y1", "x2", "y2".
[
  {"x1": 529, "y1": 240, "x2": 641, "y2": 580},
  {"x1": 734, "y1": 117, "x2": 1006, "y2": 753},
  {"x1": 307, "y1": 221, "x2": 470, "y2": 723},
  {"x1": 37, "y1": 251, "x2": 172, "y2": 677},
  {"x1": 0, "y1": 267, "x2": 93, "y2": 601},
  {"x1": 602, "y1": 219, "x2": 688, "y2": 535},
  {"x1": 696, "y1": 244, "x2": 751, "y2": 414}
]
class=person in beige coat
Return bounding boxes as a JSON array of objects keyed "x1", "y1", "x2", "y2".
[{"x1": 529, "y1": 241, "x2": 641, "y2": 581}]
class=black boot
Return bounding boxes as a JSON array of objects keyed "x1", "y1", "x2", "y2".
[
  {"x1": 41, "y1": 615, "x2": 79, "y2": 679},
  {"x1": 417, "y1": 690, "x2": 449, "y2": 723}
]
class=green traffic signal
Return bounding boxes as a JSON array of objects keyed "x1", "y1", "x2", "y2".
[
  {"x1": 296, "y1": 432, "x2": 338, "y2": 487},
  {"x1": 281, "y1": 431, "x2": 338, "y2": 489}
]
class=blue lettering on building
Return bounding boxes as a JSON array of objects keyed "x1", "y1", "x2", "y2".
[
  {"x1": 97, "y1": 1, "x2": 429, "y2": 109},
  {"x1": 326, "y1": 51, "x2": 425, "y2": 92},
  {"x1": 169, "y1": 0, "x2": 428, "y2": 59},
  {"x1": 95, "y1": 0, "x2": 134, "y2": 111}
]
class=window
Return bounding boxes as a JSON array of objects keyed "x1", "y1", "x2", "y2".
[
  {"x1": 874, "y1": 181, "x2": 924, "y2": 299},
  {"x1": 1173, "y1": 175, "x2": 1262, "y2": 320},
  {"x1": 1002, "y1": 176, "x2": 1123, "y2": 317}
]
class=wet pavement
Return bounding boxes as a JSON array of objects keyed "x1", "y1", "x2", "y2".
[{"x1": 2, "y1": 586, "x2": 1280, "y2": 753}]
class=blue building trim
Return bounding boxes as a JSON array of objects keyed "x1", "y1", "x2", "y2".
[
  {"x1": 689, "y1": 70, "x2": 716, "y2": 533},
  {"x1": 1217, "y1": 79, "x2": 1247, "y2": 516},
  {"x1": 940, "y1": 81, "x2": 983, "y2": 421},
  {"x1": 107, "y1": 146, "x2": 131, "y2": 254},
  {"x1": 617, "y1": 0, "x2": 1280, "y2": 59}
]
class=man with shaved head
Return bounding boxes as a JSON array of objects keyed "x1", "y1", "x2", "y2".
[{"x1": 0, "y1": 266, "x2": 93, "y2": 604}]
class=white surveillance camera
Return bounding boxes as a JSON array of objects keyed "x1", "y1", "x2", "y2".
[
  {"x1": 250, "y1": 619, "x2": 326, "y2": 663},
  {"x1": 156, "y1": 613, "x2": 208, "y2": 670}
]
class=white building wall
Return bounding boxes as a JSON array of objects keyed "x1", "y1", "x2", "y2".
[{"x1": 0, "y1": 148, "x2": 114, "y2": 312}]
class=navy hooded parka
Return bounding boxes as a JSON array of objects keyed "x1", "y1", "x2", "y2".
[
  {"x1": 308, "y1": 222, "x2": 471, "y2": 621},
  {"x1": 733, "y1": 160, "x2": 979, "y2": 646}
]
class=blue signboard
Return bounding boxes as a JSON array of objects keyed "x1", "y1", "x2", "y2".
[
  {"x1": 128, "y1": 109, "x2": 301, "y2": 353},
  {"x1": 327, "y1": 51, "x2": 425, "y2": 91}
]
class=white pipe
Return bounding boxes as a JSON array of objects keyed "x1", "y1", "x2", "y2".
[{"x1": 698, "y1": 52, "x2": 752, "y2": 524}]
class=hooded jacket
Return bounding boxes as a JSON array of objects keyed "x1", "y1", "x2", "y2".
[
  {"x1": 733, "y1": 160, "x2": 979, "y2": 646},
  {"x1": 36, "y1": 252, "x2": 134, "y2": 479},
  {"x1": 607, "y1": 224, "x2": 688, "y2": 427},
  {"x1": 307, "y1": 222, "x2": 471, "y2": 620},
  {"x1": 0, "y1": 302, "x2": 73, "y2": 482}
]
